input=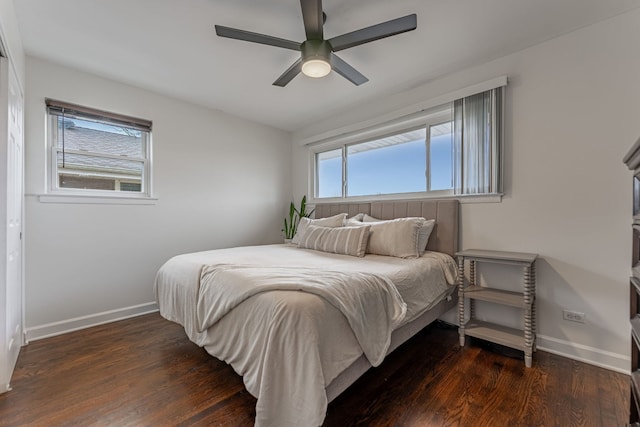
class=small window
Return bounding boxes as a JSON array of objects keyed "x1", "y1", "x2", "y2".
[{"x1": 46, "y1": 99, "x2": 152, "y2": 198}]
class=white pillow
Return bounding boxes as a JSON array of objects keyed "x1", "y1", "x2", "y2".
[
  {"x1": 417, "y1": 219, "x2": 436, "y2": 255},
  {"x1": 363, "y1": 216, "x2": 436, "y2": 258},
  {"x1": 344, "y1": 213, "x2": 365, "y2": 226},
  {"x1": 298, "y1": 224, "x2": 371, "y2": 257},
  {"x1": 362, "y1": 214, "x2": 381, "y2": 223},
  {"x1": 292, "y1": 213, "x2": 347, "y2": 245}
]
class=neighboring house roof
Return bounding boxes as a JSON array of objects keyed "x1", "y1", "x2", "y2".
[{"x1": 58, "y1": 123, "x2": 144, "y2": 177}]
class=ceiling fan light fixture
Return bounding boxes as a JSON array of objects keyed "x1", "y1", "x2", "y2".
[
  {"x1": 302, "y1": 59, "x2": 331, "y2": 78},
  {"x1": 300, "y1": 39, "x2": 332, "y2": 79}
]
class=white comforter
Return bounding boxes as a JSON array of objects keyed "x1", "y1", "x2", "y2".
[
  {"x1": 197, "y1": 265, "x2": 407, "y2": 366},
  {"x1": 154, "y1": 244, "x2": 456, "y2": 427}
]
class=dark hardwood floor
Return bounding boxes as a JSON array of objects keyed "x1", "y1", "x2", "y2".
[{"x1": 0, "y1": 313, "x2": 629, "y2": 426}]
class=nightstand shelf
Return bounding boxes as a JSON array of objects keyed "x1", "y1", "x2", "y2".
[
  {"x1": 462, "y1": 286, "x2": 524, "y2": 308},
  {"x1": 456, "y1": 249, "x2": 538, "y2": 368},
  {"x1": 462, "y1": 320, "x2": 524, "y2": 350}
]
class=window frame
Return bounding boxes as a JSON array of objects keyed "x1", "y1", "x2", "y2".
[
  {"x1": 310, "y1": 106, "x2": 455, "y2": 203},
  {"x1": 44, "y1": 99, "x2": 154, "y2": 202}
]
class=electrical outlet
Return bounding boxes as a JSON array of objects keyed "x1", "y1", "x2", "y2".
[{"x1": 563, "y1": 309, "x2": 585, "y2": 323}]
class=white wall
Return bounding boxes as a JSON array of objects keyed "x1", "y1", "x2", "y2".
[
  {"x1": 0, "y1": 0, "x2": 24, "y2": 84},
  {"x1": 292, "y1": 9, "x2": 640, "y2": 372},
  {"x1": 24, "y1": 57, "x2": 292, "y2": 339}
]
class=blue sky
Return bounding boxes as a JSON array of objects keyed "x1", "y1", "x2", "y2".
[{"x1": 317, "y1": 134, "x2": 453, "y2": 198}]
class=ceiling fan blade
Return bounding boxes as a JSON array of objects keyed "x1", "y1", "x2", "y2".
[
  {"x1": 328, "y1": 14, "x2": 417, "y2": 52},
  {"x1": 300, "y1": 0, "x2": 323, "y2": 40},
  {"x1": 273, "y1": 58, "x2": 303, "y2": 87},
  {"x1": 215, "y1": 25, "x2": 300, "y2": 51},
  {"x1": 330, "y1": 53, "x2": 368, "y2": 86}
]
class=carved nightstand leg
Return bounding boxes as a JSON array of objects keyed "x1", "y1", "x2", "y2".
[
  {"x1": 531, "y1": 263, "x2": 537, "y2": 351},
  {"x1": 523, "y1": 264, "x2": 534, "y2": 367},
  {"x1": 469, "y1": 260, "x2": 476, "y2": 321},
  {"x1": 470, "y1": 260, "x2": 476, "y2": 286},
  {"x1": 457, "y1": 255, "x2": 466, "y2": 346}
]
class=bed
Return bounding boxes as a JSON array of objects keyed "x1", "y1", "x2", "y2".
[{"x1": 154, "y1": 199, "x2": 459, "y2": 426}]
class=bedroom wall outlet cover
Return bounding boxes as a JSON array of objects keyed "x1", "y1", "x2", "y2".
[{"x1": 562, "y1": 309, "x2": 585, "y2": 323}]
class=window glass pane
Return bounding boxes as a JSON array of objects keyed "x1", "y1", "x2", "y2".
[
  {"x1": 347, "y1": 129, "x2": 426, "y2": 197},
  {"x1": 429, "y1": 122, "x2": 454, "y2": 191},
  {"x1": 57, "y1": 151, "x2": 143, "y2": 192},
  {"x1": 59, "y1": 175, "x2": 115, "y2": 191},
  {"x1": 120, "y1": 182, "x2": 142, "y2": 192},
  {"x1": 316, "y1": 149, "x2": 342, "y2": 198},
  {"x1": 57, "y1": 116, "x2": 144, "y2": 158}
]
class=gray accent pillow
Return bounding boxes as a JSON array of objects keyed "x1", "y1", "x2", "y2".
[{"x1": 298, "y1": 225, "x2": 371, "y2": 257}]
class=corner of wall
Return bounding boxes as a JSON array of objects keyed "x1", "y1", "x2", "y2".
[{"x1": 0, "y1": 0, "x2": 26, "y2": 87}]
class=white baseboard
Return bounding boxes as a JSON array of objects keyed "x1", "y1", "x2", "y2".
[
  {"x1": 25, "y1": 302, "x2": 159, "y2": 343},
  {"x1": 22, "y1": 306, "x2": 631, "y2": 374},
  {"x1": 536, "y1": 334, "x2": 629, "y2": 374}
]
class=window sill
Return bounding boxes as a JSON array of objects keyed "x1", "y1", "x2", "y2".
[
  {"x1": 35, "y1": 193, "x2": 158, "y2": 205},
  {"x1": 457, "y1": 193, "x2": 503, "y2": 204},
  {"x1": 311, "y1": 192, "x2": 502, "y2": 205}
]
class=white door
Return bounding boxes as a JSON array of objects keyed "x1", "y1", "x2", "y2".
[{"x1": 0, "y1": 55, "x2": 23, "y2": 393}]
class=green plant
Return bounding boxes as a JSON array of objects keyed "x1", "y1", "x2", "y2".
[{"x1": 282, "y1": 195, "x2": 315, "y2": 239}]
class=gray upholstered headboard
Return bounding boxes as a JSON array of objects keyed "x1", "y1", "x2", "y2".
[{"x1": 313, "y1": 199, "x2": 459, "y2": 257}]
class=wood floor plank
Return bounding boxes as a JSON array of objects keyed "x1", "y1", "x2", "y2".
[{"x1": 0, "y1": 313, "x2": 630, "y2": 426}]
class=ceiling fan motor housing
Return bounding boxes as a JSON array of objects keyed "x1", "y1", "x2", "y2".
[{"x1": 301, "y1": 39, "x2": 332, "y2": 63}]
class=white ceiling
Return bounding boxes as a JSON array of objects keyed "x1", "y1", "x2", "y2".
[{"x1": 13, "y1": 0, "x2": 640, "y2": 132}]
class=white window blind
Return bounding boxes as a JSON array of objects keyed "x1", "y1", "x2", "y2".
[{"x1": 453, "y1": 87, "x2": 503, "y2": 195}]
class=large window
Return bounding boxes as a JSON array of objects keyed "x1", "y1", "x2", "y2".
[
  {"x1": 313, "y1": 86, "x2": 503, "y2": 200},
  {"x1": 315, "y1": 110, "x2": 455, "y2": 199},
  {"x1": 46, "y1": 99, "x2": 152, "y2": 197}
]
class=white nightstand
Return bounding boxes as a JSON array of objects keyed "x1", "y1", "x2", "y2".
[{"x1": 456, "y1": 249, "x2": 538, "y2": 368}]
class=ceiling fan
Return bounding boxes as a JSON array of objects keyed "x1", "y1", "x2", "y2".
[{"x1": 214, "y1": 0, "x2": 417, "y2": 87}]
